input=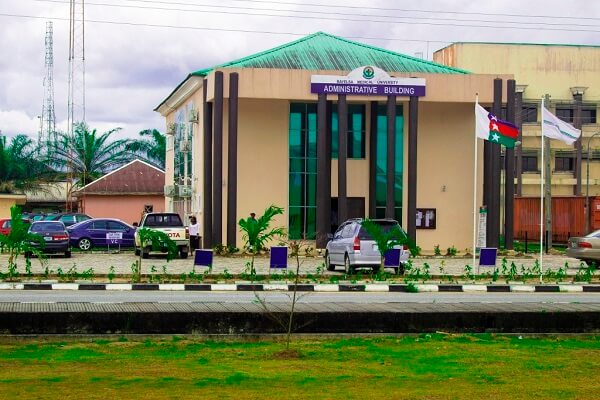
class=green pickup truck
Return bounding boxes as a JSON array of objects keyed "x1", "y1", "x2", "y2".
[{"x1": 134, "y1": 212, "x2": 189, "y2": 259}]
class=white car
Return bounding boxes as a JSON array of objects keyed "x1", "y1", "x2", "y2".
[{"x1": 325, "y1": 218, "x2": 410, "y2": 274}]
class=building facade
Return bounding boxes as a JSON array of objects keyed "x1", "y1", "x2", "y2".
[{"x1": 157, "y1": 33, "x2": 513, "y2": 251}]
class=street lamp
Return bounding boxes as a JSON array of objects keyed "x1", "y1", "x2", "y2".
[{"x1": 585, "y1": 131, "x2": 600, "y2": 233}]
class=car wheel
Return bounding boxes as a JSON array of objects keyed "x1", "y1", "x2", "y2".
[
  {"x1": 24, "y1": 251, "x2": 32, "y2": 258},
  {"x1": 325, "y1": 252, "x2": 335, "y2": 271},
  {"x1": 134, "y1": 246, "x2": 140, "y2": 256},
  {"x1": 142, "y1": 247, "x2": 150, "y2": 259},
  {"x1": 180, "y1": 251, "x2": 188, "y2": 259},
  {"x1": 78, "y1": 238, "x2": 92, "y2": 251},
  {"x1": 344, "y1": 254, "x2": 353, "y2": 275},
  {"x1": 65, "y1": 250, "x2": 71, "y2": 258}
]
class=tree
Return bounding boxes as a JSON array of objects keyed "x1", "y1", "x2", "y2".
[
  {"x1": 361, "y1": 219, "x2": 414, "y2": 274},
  {"x1": 238, "y1": 205, "x2": 285, "y2": 275},
  {"x1": 134, "y1": 228, "x2": 178, "y2": 282},
  {"x1": 48, "y1": 123, "x2": 134, "y2": 187},
  {"x1": 126, "y1": 129, "x2": 166, "y2": 169},
  {"x1": 0, "y1": 135, "x2": 51, "y2": 193}
]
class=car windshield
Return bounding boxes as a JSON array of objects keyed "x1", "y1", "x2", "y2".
[
  {"x1": 144, "y1": 214, "x2": 183, "y2": 227},
  {"x1": 30, "y1": 222, "x2": 64, "y2": 233},
  {"x1": 358, "y1": 221, "x2": 403, "y2": 240}
]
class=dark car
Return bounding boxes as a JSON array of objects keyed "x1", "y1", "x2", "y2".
[
  {"x1": 27, "y1": 221, "x2": 71, "y2": 257},
  {"x1": 67, "y1": 218, "x2": 136, "y2": 250},
  {"x1": 43, "y1": 213, "x2": 91, "y2": 227}
]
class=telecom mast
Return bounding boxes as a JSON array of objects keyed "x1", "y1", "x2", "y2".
[
  {"x1": 40, "y1": 21, "x2": 56, "y2": 152},
  {"x1": 67, "y1": 0, "x2": 85, "y2": 211},
  {"x1": 67, "y1": 0, "x2": 85, "y2": 134}
]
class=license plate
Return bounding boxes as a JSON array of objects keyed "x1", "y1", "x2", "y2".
[
  {"x1": 44, "y1": 236, "x2": 52, "y2": 241},
  {"x1": 571, "y1": 242, "x2": 577, "y2": 249}
]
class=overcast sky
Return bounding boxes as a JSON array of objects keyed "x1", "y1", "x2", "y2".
[{"x1": 0, "y1": 0, "x2": 598, "y2": 140}]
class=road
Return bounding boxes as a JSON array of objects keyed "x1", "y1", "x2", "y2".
[{"x1": 1, "y1": 290, "x2": 599, "y2": 304}]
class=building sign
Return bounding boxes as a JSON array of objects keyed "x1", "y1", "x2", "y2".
[
  {"x1": 106, "y1": 232, "x2": 123, "y2": 245},
  {"x1": 311, "y1": 66, "x2": 426, "y2": 97},
  {"x1": 416, "y1": 208, "x2": 436, "y2": 229}
]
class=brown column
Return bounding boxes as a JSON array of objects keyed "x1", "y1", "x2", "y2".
[
  {"x1": 212, "y1": 71, "x2": 224, "y2": 246},
  {"x1": 574, "y1": 93, "x2": 583, "y2": 196},
  {"x1": 488, "y1": 78, "x2": 502, "y2": 248},
  {"x1": 316, "y1": 93, "x2": 329, "y2": 248},
  {"x1": 515, "y1": 88, "x2": 524, "y2": 196},
  {"x1": 386, "y1": 96, "x2": 396, "y2": 219},
  {"x1": 226, "y1": 72, "x2": 238, "y2": 248},
  {"x1": 369, "y1": 101, "x2": 378, "y2": 218},
  {"x1": 505, "y1": 79, "x2": 516, "y2": 250},
  {"x1": 338, "y1": 95, "x2": 348, "y2": 224},
  {"x1": 202, "y1": 79, "x2": 212, "y2": 249},
  {"x1": 407, "y1": 96, "x2": 419, "y2": 241}
]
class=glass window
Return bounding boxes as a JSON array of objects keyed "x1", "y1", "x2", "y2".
[
  {"x1": 522, "y1": 155, "x2": 538, "y2": 172},
  {"x1": 375, "y1": 104, "x2": 403, "y2": 223},
  {"x1": 582, "y1": 107, "x2": 597, "y2": 124},
  {"x1": 521, "y1": 104, "x2": 538, "y2": 123},
  {"x1": 91, "y1": 221, "x2": 108, "y2": 230},
  {"x1": 331, "y1": 104, "x2": 366, "y2": 159},
  {"x1": 108, "y1": 221, "x2": 127, "y2": 231},
  {"x1": 555, "y1": 156, "x2": 575, "y2": 172},
  {"x1": 556, "y1": 107, "x2": 574, "y2": 124},
  {"x1": 288, "y1": 103, "x2": 318, "y2": 240}
]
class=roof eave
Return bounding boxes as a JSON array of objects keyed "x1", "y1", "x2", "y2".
[{"x1": 154, "y1": 75, "x2": 203, "y2": 116}]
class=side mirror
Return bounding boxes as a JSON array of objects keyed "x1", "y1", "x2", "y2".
[{"x1": 327, "y1": 233, "x2": 334, "y2": 240}]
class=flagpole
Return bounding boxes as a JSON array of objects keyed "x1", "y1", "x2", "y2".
[
  {"x1": 473, "y1": 95, "x2": 479, "y2": 273},
  {"x1": 539, "y1": 97, "x2": 545, "y2": 281}
]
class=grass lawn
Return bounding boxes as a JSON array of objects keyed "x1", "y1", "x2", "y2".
[{"x1": 0, "y1": 335, "x2": 598, "y2": 399}]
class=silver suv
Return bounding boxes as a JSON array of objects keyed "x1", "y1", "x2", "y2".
[{"x1": 325, "y1": 218, "x2": 410, "y2": 274}]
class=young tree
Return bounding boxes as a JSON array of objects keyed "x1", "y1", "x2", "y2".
[
  {"x1": 134, "y1": 228, "x2": 178, "y2": 282},
  {"x1": 238, "y1": 205, "x2": 285, "y2": 275},
  {"x1": 361, "y1": 219, "x2": 414, "y2": 274},
  {"x1": 0, "y1": 206, "x2": 45, "y2": 278}
]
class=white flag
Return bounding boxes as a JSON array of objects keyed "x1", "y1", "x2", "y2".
[
  {"x1": 541, "y1": 105, "x2": 581, "y2": 145},
  {"x1": 475, "y1": 102, "x2": 490, "y2": 140}
]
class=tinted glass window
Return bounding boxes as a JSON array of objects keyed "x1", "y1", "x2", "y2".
[
  {"x1": 108, "y1": 221, "x2": 127, "y2": 231},
  {"x1": 31, "y1": 222, "x2": 64, "y2": 232},
  {"x1": 341, "y1": 224, "x2": 355, "y2": 238},
  {"x1": 358, "y1": 221, "x2": 402, "y2": 240},
  {"x1": 59, "y1": 215, "x2": 74, "y2": 223},
  {"x1": 91, "y1": 221, "x2": 108, "y2": 230},
  {"x1": 77, "y1": 214, "x2": 90, "y2": 222},
  {"x1": 144, "y1": 214, "x2": 183, "y2": 227}
]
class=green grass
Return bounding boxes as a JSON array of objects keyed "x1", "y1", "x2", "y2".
[{"x1": 0, "y1": 335, "x2": 598, "y2": 399}]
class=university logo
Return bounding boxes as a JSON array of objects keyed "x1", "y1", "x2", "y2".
[{"x1": 362, "y1": 66, "x2": 375, "y2": 80}]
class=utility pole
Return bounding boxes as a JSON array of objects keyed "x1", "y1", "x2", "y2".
[{"x1": 544, "y1": 94, "x2": 553, "y2": 251}]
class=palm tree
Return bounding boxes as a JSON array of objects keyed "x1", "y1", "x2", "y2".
[
  {"x1": 49, "y1": 123, "x2": 134, "y2": 187},
  {"x1": 126, "y1": 129, "x2": 166, "y2": 169},
  {"x1": 0, "y1": 135, "x2": 51, "y2": 193}
]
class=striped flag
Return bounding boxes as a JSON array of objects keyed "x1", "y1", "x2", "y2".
[
  {"x1": 475, "y1": 103, "x2": 519, "y2": 148},
  {"x1": 541, "y1": 105, "x2": 581, "y2": 145}
]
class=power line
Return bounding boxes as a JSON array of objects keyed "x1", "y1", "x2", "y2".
[
  {"x1": 104, "y1": 0, "x2": 600, "y2": 22},
  {"x1": 29, "y1": 0, "x2": 600, "y2": 29}
]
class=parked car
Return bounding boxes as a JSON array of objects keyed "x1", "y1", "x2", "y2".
[
  {"x1": 134, "y1": 212, "x2": 189, "y2": 259},
  {"x1": 67, "y1": 218, "x2": 136, "y2": 250},
  {"x1": 0, "y1": 218, "x2": 31, "y2": 236},
  {"x1": 27, "y1": 221, "x2": 71, "y2": 257},
  {"x1": 325, "y1": 218, "x2": 410, "y2": 274},
  {"x1": 566, "y1": 230, "x2": 600, "y2": 265},
  {"x1": 43, "y1": 213, "x2": 91, "y2": 227}
]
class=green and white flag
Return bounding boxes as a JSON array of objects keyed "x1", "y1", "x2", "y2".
[{"x1": 542, "y1": 105, "x2": 581, "y2": 145}]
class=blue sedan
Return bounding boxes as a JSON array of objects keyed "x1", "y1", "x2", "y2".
[{"x1": 67, "y1": 218, "x2": 136, "y2": 250}]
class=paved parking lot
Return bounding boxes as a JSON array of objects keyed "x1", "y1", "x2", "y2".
[{"x1": 0, "y1": 250, "x2": 587, "y2": 277}]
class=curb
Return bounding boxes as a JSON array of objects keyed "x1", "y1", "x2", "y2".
[{"x1": 0, "y1": 283, "x2": 598, "y2": 293}]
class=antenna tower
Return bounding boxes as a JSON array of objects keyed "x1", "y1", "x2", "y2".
[
  {"x1": 40, "y1": 21, "x2": 56, "y2": 153},
  {"x1": 67, "y1": 0, "x2": 85, "y2": 211}
]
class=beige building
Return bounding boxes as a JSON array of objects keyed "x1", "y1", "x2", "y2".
[
  {"x1": 156, "y1": 32, "x2": 514, "y2": 252},
  {"x1": 434, "y1": 43, "x2": 600, "y2": 197}
]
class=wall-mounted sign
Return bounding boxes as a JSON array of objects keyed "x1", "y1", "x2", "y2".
[
  {"x1": 416, "y1": 208, "x2": 436, "y2": 229},
  {"x1": 311, "y1": 66, "x2": 426, "y2": 97}
]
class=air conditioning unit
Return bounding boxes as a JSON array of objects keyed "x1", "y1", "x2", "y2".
[
  {"x1": 166, "y1": 122, "x2": 177, "y2": 135},
  {"x1": 178, "y1": 185, "x2": 192, "y2": 198},
  {"x1": 188, "y1": 109, "x2": 199, "y2": 123},
  {"x1": 179, "y1": 140, "x2": 191, "y2": 152},
  {"x1": 164, "y1": 185, "x2": 176, "y2": 197}
]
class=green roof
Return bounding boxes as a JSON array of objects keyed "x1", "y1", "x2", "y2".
[{"x1": 192, "y1": 32, "x2": 468, "y2": 76}]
